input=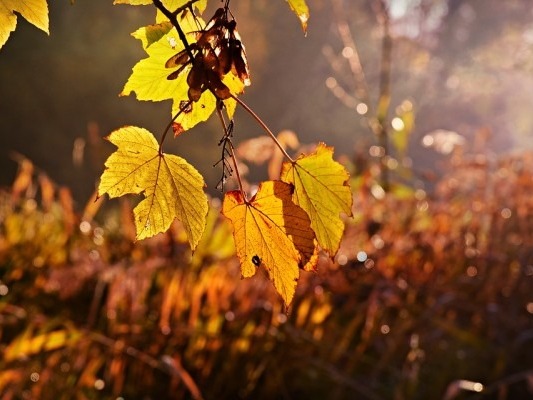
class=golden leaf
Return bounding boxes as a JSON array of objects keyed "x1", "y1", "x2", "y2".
[
  {"x1": 114, "y1": 0, "x2": 207, "y2": 14},
  {"x1": 286, "y1": 0, "x2": 310, "y2": 34},
  {"x1": 222, "y1": 181, "x2": 317, "y2": 305},
  {"x1": 0, "y1": 0, "x2": 49, "y2": 50},
  {"x1": 122, "y1": 13, "x2": 243, "y2": 133},
  {"x1": 4, "y1": 327, "x2": 81, "y2": 362},
  {"x1": 98, "y1": 126, "x2": 208, "y2": 248},
  {"x1": 281, "y1": 143, "x2": 352, "y2": 256}
]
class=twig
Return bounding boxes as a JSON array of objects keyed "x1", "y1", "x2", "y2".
[
  {"x1": 152, "y1": 0, "x2": 196, "y2": 61},
  {"x1": 467, "y1": 369, "x2": 533, "y2": 399},
  {"x1": 373, "y1": 0, "x2": 392, "y2": 191},
  {"x1": 231, "y1": 95, "x2": 294, "y2": 163},
  {"x1": 330, "y1": 0, "x2": 372, "y2": 112},
  {"x1": 158, "y1": 100, "x2": 192, "y2": 153},
  {"x1": 329, "y1": 0, "x2": 393, "y2": 191},
  {"x1": 215, "y1": 104, "x2": 246, "y2": 197},
  {"x1": 90, "y1": 331, "x2": 204, "y2": 400}
]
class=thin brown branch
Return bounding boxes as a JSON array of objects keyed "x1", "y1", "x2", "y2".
[
  {"x1": 231, "y1": 95, "x2": 294, "y2": 163},
  {"x1": 215, "y1": 105, "x2": 246, "y2": 197},
  {"x1": 330, "y1": 0, "x2": 372, "y2": 110},
  {"x1": 90, "y1": 331, "x2": 204, "y2": 399},
  {"x1": 373, "y1": 0, "x2": 392, "y2": 191},
  {"x1": 158, "y1": 100, "x2": 192, "y2": 153},
  {"x1": 152, "y1": 0, "x2": 196, "y2": 61},
  {"x1": 329, "y1": 0, "x2": 393, "y2": 190}
]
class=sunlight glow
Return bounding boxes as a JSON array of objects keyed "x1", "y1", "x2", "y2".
[
  {"x1": 94, "y1": 379, "x2": 105, "y2": 390},
  {"x1": 342, "y1": 46, "x2": 354, "y2": 58},
  {"x1": 356, "y1": 102, "x2": 368, "y2": 115},
  {"x1": 325, "y1": 76, "x2": 337, "y2": 89},
  {"x1": 369, "y1": 146, "x2": 385, "y2": 157},
  {"x1": 337, "y1": 253, "x2": 348, "y2": 266},
  {"x1": 80, "y1": 221, "x2": 91, "y2": 234},
  {"x1": 371, "y1": 235, "x2": 385, "y2": 249},
  {"x1": 356, "y1": 251, "x2": 367, "y2": 262},
  {"x1": 391, "y1": 117, "x2": 405, "y2": 131},
  {"x1": 457, "y1": 380, "x2": 484, "y2": 393},
  {"x1": 371, "y1": 184, "x2": 385, "y2": 200},
  {"x1": 466, "y1": 266, "x2": 478, "y2": 277},
  {"x1": 225, "y1": 311, "x2": 235, "y2": 321},
  {"x1": 500, "y1": 208, "x2": 512, "y2": 219}
]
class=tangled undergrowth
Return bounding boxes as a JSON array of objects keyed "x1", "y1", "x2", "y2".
[{"x1": 0, "y1": 142, "x2": 532, "y2": 400}]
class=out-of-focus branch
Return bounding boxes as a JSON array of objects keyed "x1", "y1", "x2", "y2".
[
  {"x1": 328, "y1": 0, "x2": 393, "y2": 190},
  {"x1": 91, "y1": 332, "x2": 204, "y2": 400},
  {"x1": 373, "y1": 0, "x2": 392, "y2": 191},
  {"x1": 330, "y1": 0, "x2": 372, "y2": 112}
]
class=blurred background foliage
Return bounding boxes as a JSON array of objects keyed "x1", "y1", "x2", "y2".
[
  {"x1": 1, "y1": 0, "x2": 533, "y2": 399},
  {"x1": 2, "y1": 0, "x2": 533, "y2": 199}
]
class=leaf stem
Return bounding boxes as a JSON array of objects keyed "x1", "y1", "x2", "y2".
[
  {"x1": 152, "y1": 0, "x2": 196, "y2": 62},
  {"x1": 231, "y1": 95, "x2": 294, "y2": 163},
  {"x1": 159, "y1": 101, "x2": 191, "y2": 154}
]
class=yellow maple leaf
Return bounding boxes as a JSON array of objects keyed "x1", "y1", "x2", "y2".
[
  {"x1": 122, "y1": 13, "x2": 242, "y2": 133},
  {"x1": 155, "y1": 0, "x2": 207, "y2": 22},
  {"x1": 222, "y1": 181, "x2": 317, "y2": 306},
  {"x1": 0, "y1": 0, "x2": 49, "y2": 50},
  {"x1": 280, "y1": 143, "x2": 353, "y2": 256},
  {"x1": 98, "y1": 126, "x2": 208, "y2": 248},
  {"x1": 113, "y1": 0, "x2": 207, "y2": 15},
  {"x1": 170, "y1": 72, "x2": 243, "y2": 134},
  {"x1": 286, "y1": 0, "x2": 309, "y2": 34}
]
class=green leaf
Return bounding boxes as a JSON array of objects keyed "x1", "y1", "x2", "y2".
[
  {"x1": 0, "y1": 0, "x2": 49, "y2": 50},
  {"x1": 285, "y1": 0, "x2": 309, "y2": 34},
  {"x1": 98, "y1": 126, "x2": 208, "y2": 248}
]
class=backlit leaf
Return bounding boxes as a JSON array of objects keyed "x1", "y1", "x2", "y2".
[
  {"x1": 122, "y1": 20, "x2": 195, "y2": 102},
  {"x1": 170, "y1": 72, "x2": 244, "y2": 134},
  {"x1": 114, "y1": 0, "x2": 152, "y2": 4},
  {"x1": 98, "y1": 126, "x2": 208, "y2": 248},
  {"x1": 280, "y1": 143, "x2": 352, "y2": 256},
  {"x1": 0, "y1": 0, "x2": 49, "y2": 50},
  {"x1": 4, "y1": 327, "x2": 82, "y2": 362},
  {"x1": 131, "y1": 22, "x2": 173, "y2": 49},
  {"x1": 222, "y1": 181, "x2": 317, "y2": 305},
  {"x1": 114, "y1": 0, "x2": 207, "y2": 14},
  {"x1": 156, "y1": 0, "x2": 207, "y2": 21},
  {"x1": 285, "y1": 0, "x2": 309, "y2": 34},
  {"x1": 122, "y1": 13, "x2": 243, "y2": 133}
]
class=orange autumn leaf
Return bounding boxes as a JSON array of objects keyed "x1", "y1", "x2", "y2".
[
  {"x1": 281, "y1": 143, "x2": 352, "y2": 256},
  {"x1": 222, "y1": 181, "x2": 317, "y2": 306}
]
